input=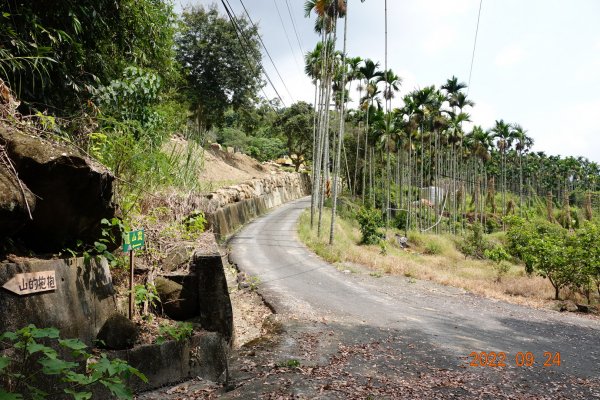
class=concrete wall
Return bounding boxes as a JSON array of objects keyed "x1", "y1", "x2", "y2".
[
  {"x1": 207, "y1": 172, "x2": 311, "y2": 238},
  {"x1": 109, "y1": 331, "x2": 228, "y2": 393},
  {"x1": 0, "y1": 257, "x2": 116, "y2": 345}
]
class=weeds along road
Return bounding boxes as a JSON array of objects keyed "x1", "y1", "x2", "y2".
[{"x1": 227, "y1": 196, "x2": 600, "y2": 399}]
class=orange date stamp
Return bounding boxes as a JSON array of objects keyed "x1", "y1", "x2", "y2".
[{"x1": 467, "y1": 351, "x2": 561, "y2": 367}]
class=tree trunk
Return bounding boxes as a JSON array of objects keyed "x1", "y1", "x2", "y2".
[
  {"x1": 310, "y1": 79, "x2": 318, "y2": 229},
  {"x1": 329, "y1": 9, "x2": 348, "y2": 245}
]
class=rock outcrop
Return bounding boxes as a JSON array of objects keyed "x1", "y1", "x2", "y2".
[
  {"x1": 0, "y1": 125, "x2": 116, "y2": 252},
  {"x1": 97, "y1": 313, "x2": 139, "y2": 350},
  {"x1": 0, "y1": 162, "x2": 35, "y2": 235},
  {"x1": 155, "y1": 276, "x2": 199, "y2": 321}
]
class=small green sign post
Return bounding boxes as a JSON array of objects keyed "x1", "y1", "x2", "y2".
[
  {"x1": 123, "y1": 230, "x2": 144, "y2": 320},
  {"x1": 123, "y1": 230, "x2": 145, "y2": 252}
]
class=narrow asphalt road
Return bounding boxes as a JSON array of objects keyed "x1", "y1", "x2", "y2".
[{"x1": 227, "y1": 196, "x2": 600, "y2": 398}]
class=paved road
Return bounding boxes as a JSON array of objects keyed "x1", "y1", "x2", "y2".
[{"x1": 227, "y1": 197, "x2": 600, "y2": 398}]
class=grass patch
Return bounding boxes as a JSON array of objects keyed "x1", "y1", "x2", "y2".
[{"x1": 297, "y1": 208, "x2": 556, "y2": 308}]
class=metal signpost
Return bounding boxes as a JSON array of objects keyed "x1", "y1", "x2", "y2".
[{"x1": 123, "y1": 229, "x2": 144, "y2": 320}]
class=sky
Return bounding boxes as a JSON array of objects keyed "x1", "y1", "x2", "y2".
[{"x1": 178, "y1": 0, "x2": 600, "y2": 163}]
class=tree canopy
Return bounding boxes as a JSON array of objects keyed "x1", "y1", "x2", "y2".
[
  {"x1": 274, "y1": 101, "x2": 315, "y2": 171},
  {"x1": 0, "y1": 0, "x2": 176, "y2": 114},
  {"x1": 176, "y1": 5, "x2": 264, "y2": 131}
]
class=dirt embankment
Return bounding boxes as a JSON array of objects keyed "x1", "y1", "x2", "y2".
[
  {"x1": 166, "y1": 137, "x2": 280, "y2": 192},
  {"x1": 200, "y1": 149, "x2": 275, "y2": 184}
]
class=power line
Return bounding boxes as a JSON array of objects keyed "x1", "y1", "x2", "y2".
[
  {"x1": 284, "y1": 0, "x2": 305, "y2": 58},
  {"x1": 236, "y1": 0, "x2": 296, "y2": 103},
  {"x1": 467, "y1": 0, "x2": 483, "y2": 94},
  {"x1": 272, "y1": 0, "x2": 302, "y2": 72},
  {"x1": 220, "y1": 0, "x2": 287, "y2": 107},
  {"x1": 221, "y1": 0, "x2": 280, "y2": 105}
]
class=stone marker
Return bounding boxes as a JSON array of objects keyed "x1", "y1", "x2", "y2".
[{"x1": 2, "y1": 270, "x2": 56, "y2": 295}]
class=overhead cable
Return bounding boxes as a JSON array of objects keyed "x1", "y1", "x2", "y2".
[
  {"x1": 236, "y1": 0, "x2": 296, "y2": 103},
  {"x1": 467, "y1": 0, "x2": 484, "y2": 94},
  {"x1": 220, "y1": 0, "x2": 287, "y2": 107},
  {"x1": 284, "y1": 0, "x2": 305, "y2": 58},
  {"x1": 272, "y1": 0, "x2": 302, "y2": 72}
]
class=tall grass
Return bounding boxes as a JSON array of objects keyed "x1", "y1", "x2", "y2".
[{"x1": 297, "y1": 208, "x2": 556, "y2": 308}]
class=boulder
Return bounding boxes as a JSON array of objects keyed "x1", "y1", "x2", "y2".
[
  {"x1": 0, "y1": 163, "x2": 36, "y2": 235},
  {"x1": 557, "y1": 300, "x2": 578, "y2": 312},
  {"x1": 576, "y1": 303, "x2": 591, "y2": 313},
  {"x1": 96, "y1": 313, "x2": 139, "y2": 350},
  {"x1": 155, "y1": 276, "x2": 198, "y2": 320},
  {"x1": 395, "y1": 234, "x2": 409, "y2": 248},
  {"x1": 0, "y1": 125, "x2": 116, "y2": 252},
  {"x1": 236, "y1": 271, "x2": 250, "y2": 289},
  {"x1": 162, "y1": 245, "x2": 193, "y2": 272}
]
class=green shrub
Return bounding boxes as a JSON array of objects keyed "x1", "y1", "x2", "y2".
[
  {"x1": 505, "y1": 216, "x2": 575, "y2": 300},
  {"x1": 459, "y1": 222, "x2": 490, "y2": 259},
  {"x1": 424, "y1": 240, "x2": 442, "y2": 255},
  {"x1": 484, "y1": 245, "x2": 511, "y2": 263},
  {"x1": 484, "y1": 245, "x2": 512, "y2": 282},
  {"x1": 182, "y1": 211, "x2": 206, "y2": 239},
  {"x1": 217, "y1": 127, "x2": 248, "y2": 150},
  {"x1": 134, "y1": 283, "x2": 160, "y2": 313},
  {"x1": 156, "y1": 322, "x2": 194, "y2": 344},
  {"x1": 393, "y1": 210, "x2": 408, "y2": 231},
  {"x1": 485, "y1": 217, "x2": 500, "y2": 233},
  {"x1": 246, "y1": 136, "x2": 286, "y2": 161},
  {"x1": 0, "y1": 325, "x2": 146, "y2": 399},
  {"x1": 356, "y1": 207, "x2": 384, "y2": 245}
]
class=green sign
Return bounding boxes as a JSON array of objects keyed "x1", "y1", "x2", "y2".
[{"x1": 123, "y1": 230, "x2": 145, "y2": 252}]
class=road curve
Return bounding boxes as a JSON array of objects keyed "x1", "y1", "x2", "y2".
[{"x1": 229, "y1": 196, "x2": 600, "y2": 380}]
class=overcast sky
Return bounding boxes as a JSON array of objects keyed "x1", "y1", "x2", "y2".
[{"x1": 178, "y1": 0, "x2": 600, "y2": 163}]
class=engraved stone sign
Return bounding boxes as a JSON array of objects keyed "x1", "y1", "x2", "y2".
[{"x1": 2, "y1": 270, "x2": 56, "y2": 295}]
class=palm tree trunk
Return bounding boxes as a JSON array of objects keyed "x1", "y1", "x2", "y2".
[
  {"x1": 310, "y1": 80, "x2": 319, "y2": 228},
  {"x1": 362, "y1": 99, "x2": 370, "y2": 205},
  {"x1": 519, "y1": 150, "x2": 523, "y2": 215},
  {"x1": 329, "y1": 9, "x2": 348, "y2": 245}
]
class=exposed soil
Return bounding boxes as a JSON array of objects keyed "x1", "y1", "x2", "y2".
[
  {"x1": 164, "y1": 137, "x2": 279, "y2": 191},
  {"x1": 199, "y1": 149, "x2": 276, "y2": 185}
]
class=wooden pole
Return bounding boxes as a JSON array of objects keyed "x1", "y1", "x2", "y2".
[{"x1": 129, "y1": 250, "x2": 134, "y2": 320}]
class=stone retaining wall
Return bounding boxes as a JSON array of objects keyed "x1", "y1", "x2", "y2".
[{"x1": 207, "y1": 172, "x2": 311, "y2": 238}]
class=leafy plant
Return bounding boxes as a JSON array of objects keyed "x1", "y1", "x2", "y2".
[
  {"x1": 0, "y1": 325, "x2": 146, "y2": 399},
  {"x1": 94, "y1": 218, "x2": 127, "y2": 267},
  {"x1": 247, "y1": 276, "x2": 261, "y2": 292},
  {"x1": 568, "y1": 221, "x2": 600, "y2": 302},
  {"x1": 182, "y1": 211, "x2": 207, "y2": 239},
  {"x1": 134, "y1": 283, "x2": 160, "y2": 316},
  {"x1": 155, "y1": 322, "x2": 193, "y2": 344},
  {"x1": 459, "y1": 222, "x2": 490, "y2": 259},
  {"x1": 277, "y1": 359, "x2": 300, "y2": 369},
  {"x1": 484, "y1": 245, "x2": 512, "y2": 282},
  {"x1": 506, "y1": 217, "x2": 573, "y2": 299},
  {"x1": 379, "y1": 240, "x2": 388, "y2": 255},
  {"x1": 356, "y1": 207, "x2": 384, "y2": 245}
]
